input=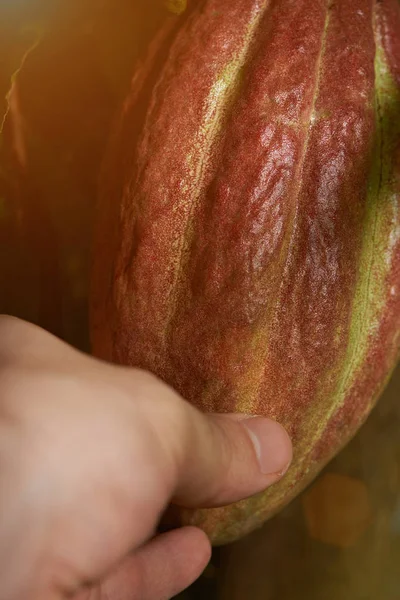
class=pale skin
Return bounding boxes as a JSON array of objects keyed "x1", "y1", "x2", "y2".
[{"x1": 0, "y1": 315, "x2": 292, "y2": 600}]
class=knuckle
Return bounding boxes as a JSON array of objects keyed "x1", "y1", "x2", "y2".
[{"x1": 0, "y1": 316, "x2": 42, "y2": 363}]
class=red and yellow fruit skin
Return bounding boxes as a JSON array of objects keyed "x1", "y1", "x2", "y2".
[{"x1": 90, "y1": 0, "x2": 400, "y2": 545}]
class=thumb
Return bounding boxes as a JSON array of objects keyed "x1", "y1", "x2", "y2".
[
  {"x1": 176, "y1": 412, "x2": 292, "y2": 507},
  {"x1": 0, "y1": 315, "x2": 292, "y2": 511},
  {"x1": 117, "y1": 369, "x2": 292, "y2": 509}
]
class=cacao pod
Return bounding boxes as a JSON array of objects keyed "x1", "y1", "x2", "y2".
[{"x1": 90, "y1": 0, "x2": 400, "y2": 545}]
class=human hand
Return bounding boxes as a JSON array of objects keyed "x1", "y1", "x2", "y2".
[{"x1": 0, "y1": 315, "x2": 292, "y2": 600}]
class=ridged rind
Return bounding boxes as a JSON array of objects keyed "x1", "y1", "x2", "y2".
[{"x1": 91, "y1": 0, "x2": 400, "y2": 544}]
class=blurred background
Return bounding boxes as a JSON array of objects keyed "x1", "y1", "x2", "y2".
[
  {"x1": 1, "y1": 1, "x2": 399, "y2": 598},
  {"x1": 0, "y1": 0, "x2": 173, "y2": 348}
]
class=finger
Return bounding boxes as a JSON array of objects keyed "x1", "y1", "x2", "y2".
[
  {"x1": 74, "y1": 527, "x2": 210, "y2": 600},
  {"x1": 131, "y1": 527, "x2": 210, "y2": 600},
  {"x1": 176, "y1": 412, "x2": 292, "y2": 507},
  {"x1": 116, "y1": 369, "x2": 292, "y2": 508}
]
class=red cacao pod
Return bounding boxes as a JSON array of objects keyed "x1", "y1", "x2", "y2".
[{"x1": 90, "y1": 0, "x2": 400, "y2": 545}]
